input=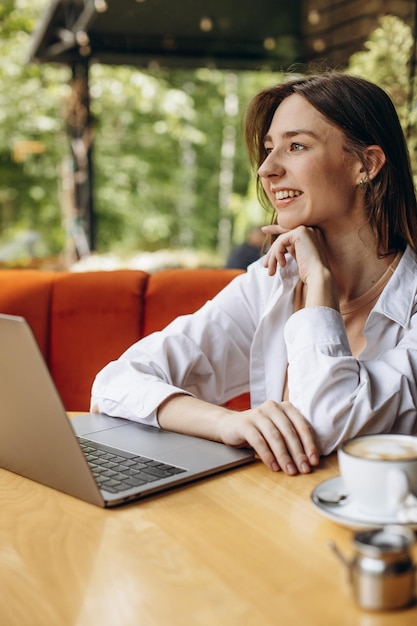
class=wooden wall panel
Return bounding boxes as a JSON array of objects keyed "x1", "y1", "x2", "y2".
[{"x1": 301, "y1": 0, "x2": 415, "y2": 68}]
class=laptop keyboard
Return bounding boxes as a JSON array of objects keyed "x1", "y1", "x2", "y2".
[{"x1": 78, "y1": 437, "x2": 186, "y2": 494}]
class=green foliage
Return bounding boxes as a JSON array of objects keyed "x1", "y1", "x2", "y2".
[
  {"x1": 91, "y1": 65, "x2": 274, "y2": 254},
  {"x1": 0, "y1": 0, "x2": 70, "y2": 253},
  {"x1": 1, "y1": 5, "x2": 416, "y2": 265},
  {"x1": 347, "y1": 15, "x2": 417, "y2": 169},
  {"x1": 0, "y1": 0, "x2": 275, "y2": 260}
]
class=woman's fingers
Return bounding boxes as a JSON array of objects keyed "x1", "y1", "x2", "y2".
[
  {"x1": 231, "y1": 401, "x2": 320, "y2": 475},
  {"x1": 242, "y1": 419, "x2": 297, "y2": 473},
  {"x1": 262, "y1": 224, "x2": 290, "y2": 275},
  {"x1": 257, "y1": 402, "x2": 316, "y2": 474},
  {"x1": 262, "y1": 226, "x2": 329, "y2": 280},
  {"x1": 262, "y1": 224, "x2": 289, "y2": 236},
  {"x1": 277, "y1": 402, "x2": 320, "y2": 468},
  {"x1": 263, "y1": 238, "x2": 287, "y2": 274}
]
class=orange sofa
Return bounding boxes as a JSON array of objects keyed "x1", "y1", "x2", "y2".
[{"x1": 0, "y1": 267, "x2": 250, "y2": 412}]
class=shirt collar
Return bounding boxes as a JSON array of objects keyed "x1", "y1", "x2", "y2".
[
  {"x1": 372, "y1": 245, "x2": 417, "y2": 327},
  {"x1": 277, "y1": 246, "x2": 417, "y2": 328}
]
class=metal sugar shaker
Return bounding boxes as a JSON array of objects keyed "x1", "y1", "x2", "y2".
[{"x1": 330, "y1": 524, "x2": 416, "y2": 611}]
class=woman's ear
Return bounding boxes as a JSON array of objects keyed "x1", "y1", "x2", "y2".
[{"x1": 362, "y1": 145, "x2": 386, "y2": 181}]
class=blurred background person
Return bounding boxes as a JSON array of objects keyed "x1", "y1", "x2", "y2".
[{"x1": 225, "y1": 225, "x2": 265, "y2": 270}]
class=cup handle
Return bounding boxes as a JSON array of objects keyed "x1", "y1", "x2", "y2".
[{"x1": 387, "y1": 468, "x2": 409, "y2": 511}]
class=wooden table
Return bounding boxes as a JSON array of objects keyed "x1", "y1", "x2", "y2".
[{"x1": 1, "y1": 436, "x2": 417, "y2": 626}]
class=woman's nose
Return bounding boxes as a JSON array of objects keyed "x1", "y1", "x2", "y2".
[{"x1": 258, "y1": 153, "x2": 285, "y2": 179}]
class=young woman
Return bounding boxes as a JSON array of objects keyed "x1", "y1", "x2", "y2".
[{"x1": 91, "y1": 72, "x2": 417, "y2": 476}]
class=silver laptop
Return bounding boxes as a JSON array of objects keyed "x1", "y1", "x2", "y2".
[{"x1": 0, "y1": 314, "x2": 254, "y2": 507}]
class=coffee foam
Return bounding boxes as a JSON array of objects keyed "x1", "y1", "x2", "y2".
[{"x1": 345, "y1": 437, "x2": 417, "y2": 461}]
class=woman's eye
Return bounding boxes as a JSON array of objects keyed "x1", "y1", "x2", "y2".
[{"x1": 291, "y1": 142, "x2": 304, "y2": 151}]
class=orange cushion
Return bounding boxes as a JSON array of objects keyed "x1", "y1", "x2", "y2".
[
  {"x1": 0, "y1": 269, "x2": 54, "y2": 360},
  {"x1": 143, "y1": 268, "x2": 242, "y2": 334},
  {"x1": 50, "y1": 270, "x2": 149, "y2": 411},
  {"x1": 143, "y1": 268, "x2": 250, "y2": 410},
  {"x1": 0, "y1": 268, "x2": 250, "y2": 413}
]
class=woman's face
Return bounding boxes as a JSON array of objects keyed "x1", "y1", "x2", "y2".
[{"x1": 258, "y1": 94, "x2": 364, "y2": 232}]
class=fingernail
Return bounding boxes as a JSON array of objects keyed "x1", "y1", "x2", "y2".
[
  {"x1": 310, "y1": 452, "x2": 320, "y2": 465},
  {"x1": 301, "y1": 461, "x2": 310, "y2": 473},
  {"x1": 286, "y1": 462, "x2": 297, "y2": 475},
  {"x1": 271, "y1": 460, "x2": 279, "y2": 472}
]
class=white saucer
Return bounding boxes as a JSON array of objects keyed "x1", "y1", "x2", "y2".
[{"x1": 311, "y1": 476, "x2": 417, "y2": 530}]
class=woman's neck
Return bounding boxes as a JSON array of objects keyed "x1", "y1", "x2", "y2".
[{"x1": 324, "y1": 228, "x2": 396, "y2": 305}]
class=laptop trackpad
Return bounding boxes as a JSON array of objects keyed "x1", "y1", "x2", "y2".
[
  {"x1": 72, "y1": 412, "x2": 217, "y2": 454},
  {"x1": 70, "y1": 412, "x2": 253, "y2": 467}
]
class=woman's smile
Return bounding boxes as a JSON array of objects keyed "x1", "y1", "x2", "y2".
[{"x1": 274, "y1": 189, "x2": 303, "y2": 201}]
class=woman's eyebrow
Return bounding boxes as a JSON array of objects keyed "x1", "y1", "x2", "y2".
[{"x1": 263, "y1": 129, "x2": 319, "y2": 144}]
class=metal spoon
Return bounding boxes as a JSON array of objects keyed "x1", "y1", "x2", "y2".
[{"x1": 316, "y1": 490, "x2": 348, "y2": 505}]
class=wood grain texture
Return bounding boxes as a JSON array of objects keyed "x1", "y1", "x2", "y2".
[{"x1": 1, "y1": 432, "x2": 416, "y2": 626}]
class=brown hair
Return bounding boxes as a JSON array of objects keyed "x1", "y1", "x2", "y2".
[{"x1": 245, "y1": 72, "x2": 417, "y2": 255}]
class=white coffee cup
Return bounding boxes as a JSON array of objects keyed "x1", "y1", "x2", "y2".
[{"x1": 338, "y1": 434, "x2": 417, "y2": 518}]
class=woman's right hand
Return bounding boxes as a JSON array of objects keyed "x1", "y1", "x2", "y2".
[
  {"x1": 262, "y1": 224, "x2": 339, "y2": 310},
  {"x1": 218, "y1": 400, "x2": 320, "y2": 475}
]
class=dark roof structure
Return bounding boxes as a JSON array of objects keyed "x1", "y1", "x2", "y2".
[
  {"x1": 29, "y1": 0, "x2": 302, "y2": 71},
  {"x1": 29, "y1": 1, "x2": 417, "y2": 73}
]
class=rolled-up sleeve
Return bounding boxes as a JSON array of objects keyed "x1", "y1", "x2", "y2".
[
  {"x1": 284, "y1": 305, "x2": 417, "y2": 454},
  {"x1": 91, "y1": 270, "x2": 260, "y2": 424}
]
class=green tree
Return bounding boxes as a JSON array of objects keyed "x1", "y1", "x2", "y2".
[
  {"x1": 347, "y1": 15, "x2": 417, "y2": 174},
  {"x1": 0, "y1": 0, "x2": 278, "y2": 264},
  {"x1": 0, "y1": 0, "x2": 70, "y2": 255},
  {"x1": 91, "y1": 65, "x2": 275, "y2": 256},
  {"x1": 2, "y1": 6, "x2": 417, "y2": 266}
]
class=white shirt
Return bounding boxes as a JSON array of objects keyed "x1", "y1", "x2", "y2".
[{"x1": 91, "y1": 245, "x2": 417, "y2": 455}]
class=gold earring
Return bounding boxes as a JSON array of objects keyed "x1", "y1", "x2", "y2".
[{"x1": 359, "y1": 179, "x2": 364, "y2": 190}]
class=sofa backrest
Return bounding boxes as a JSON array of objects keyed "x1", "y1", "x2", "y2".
[
  {"x1": 142, "y1": 268, "x2": 241, "y2": 335},
  {"x1": 0, "y1": 269, "x2": 55, "y2": 361},
  {"x1": 49, "y1": 270, "x2": 148, "y2": 411},
  {"x1": 0, "y1": 268, "x2": 246, "y2": 411}
]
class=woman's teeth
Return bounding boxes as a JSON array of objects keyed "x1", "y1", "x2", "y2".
[{"x1": 275, "y1": 190, "x2": 301, "y2": 200}]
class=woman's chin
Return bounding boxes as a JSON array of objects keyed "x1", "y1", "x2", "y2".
[{"x1": 277, "y1": 217, "x2": 303, "y2": 231}]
